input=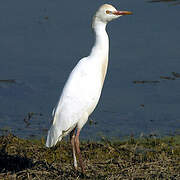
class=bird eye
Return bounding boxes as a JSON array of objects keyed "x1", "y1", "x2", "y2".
[{"x1": 106, "y1": 10, "x2": 111, "y2": 14}]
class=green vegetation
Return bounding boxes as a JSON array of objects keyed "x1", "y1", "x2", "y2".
[{"x1": 0, "y1": 134, "x2": 179, "y2": 179}]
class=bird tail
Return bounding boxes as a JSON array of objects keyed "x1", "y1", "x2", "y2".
[{"x1": 46, "y1": 124, "x2": 63, "y2": 147}]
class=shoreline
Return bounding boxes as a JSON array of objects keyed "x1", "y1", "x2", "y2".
[{"x1": 0, "y1": 134, "x2": 180, "y2": 179}]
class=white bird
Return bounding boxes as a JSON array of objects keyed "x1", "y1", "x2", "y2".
[{"x1": 46, "y1": 4, "x2": 132, "y2": 173}]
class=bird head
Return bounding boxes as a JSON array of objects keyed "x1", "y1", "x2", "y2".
[{"x1": 94, "y1": 4, "x2": 132, "y2": 23}]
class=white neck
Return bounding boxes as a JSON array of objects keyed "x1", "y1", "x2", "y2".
[
  {"x1": 89, "y1": 18, "x2": 109, "y2": 86},
  {"x1": 90, "y1": 18, "x2": 109, "y2": 59}
]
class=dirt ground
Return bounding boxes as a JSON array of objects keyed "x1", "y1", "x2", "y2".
[{"x1": 0, "y1": 134, "x2": 179, "y2": 179}]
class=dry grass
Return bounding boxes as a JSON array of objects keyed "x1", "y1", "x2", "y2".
[{"x1": 0, "y1": 134, "x2": 180, "y2": 179}]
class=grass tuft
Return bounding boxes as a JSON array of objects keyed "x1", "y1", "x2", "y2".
[{"x1": 0, "y1": 133, "x2": 179, "y2": 179}]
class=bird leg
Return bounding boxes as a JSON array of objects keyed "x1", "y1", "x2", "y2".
[
  {"x1": 75, "y1": 128, "x2": 85, "y2": 173},
  {"x1": 70, "y1": 128, "x2": 78, "y2": 170}
]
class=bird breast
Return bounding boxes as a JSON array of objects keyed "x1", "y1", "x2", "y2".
[
  {"x1": 61, "y1": 56, "x2": 108, "y2": 116},
  {"x1": 100, "y1": 57, "x2": 108, "y2": 86}
]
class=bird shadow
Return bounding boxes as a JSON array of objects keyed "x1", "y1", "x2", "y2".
[{"x1": 0, "y1": 146, "x2": 33, "y2": 173}]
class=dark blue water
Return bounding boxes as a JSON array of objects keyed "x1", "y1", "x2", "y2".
[{"x1": 0, "y1": 0, "x2": 180, "y2": 139}]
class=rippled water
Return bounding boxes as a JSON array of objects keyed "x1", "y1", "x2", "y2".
[{"x1": 0, "y1": 0, "x2": 180, "y2": 139}]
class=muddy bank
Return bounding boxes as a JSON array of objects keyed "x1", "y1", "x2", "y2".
[{"x1": 0, "y1": 134, "x2": 179, "y2": 179}]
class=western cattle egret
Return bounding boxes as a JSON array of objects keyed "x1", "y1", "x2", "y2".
[{"x1": 46, "y1": 4, "x2": 132, "y2": 173}]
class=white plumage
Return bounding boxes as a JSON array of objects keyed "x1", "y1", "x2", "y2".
[
  {"x1": 46, "y1": 4, "x2": 132, "y2": 172},
  {"x1": 46, "y1": 56, "x2": 104, "y2": 146}
]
